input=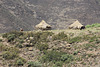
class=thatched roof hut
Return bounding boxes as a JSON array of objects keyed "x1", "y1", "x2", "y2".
[
  {"x1": 35, "y1": 20, "x2": 51, "y2": 30},
  {"x1": 69, "y1": 20, "x2": 85, "y2": 30}
]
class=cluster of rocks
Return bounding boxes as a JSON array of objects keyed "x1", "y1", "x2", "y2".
[{"x1": 23, "y1": 37, "x2": 34, "y2": 47}]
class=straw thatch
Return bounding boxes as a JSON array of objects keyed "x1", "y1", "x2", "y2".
[
  {"x1": 35, "y1": 20, "x2": 51, "y2": 30},
  {"x1": 69, "y1": 20, "x2": 85, "y2": 30}
]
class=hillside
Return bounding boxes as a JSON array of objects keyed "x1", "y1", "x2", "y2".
[
  {"x1": 0, "y1": 0, "x2": 100, "y2": 33},
  {"x1": 0, "y1": 25, "x2": 100, "y2": 67}
]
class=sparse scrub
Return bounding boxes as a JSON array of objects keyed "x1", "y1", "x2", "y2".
[
  {"x1": 83, "y1": 44, "x2": 97, "y2": 50},
  {"x1": 30, "y1": 31, "x2": 53, "y2": 45},
  {"x1": 3, "y1": 51, "x2": 18, "y2": 60},
  {"x1": 40, "y1": 50, "x2": 74, "y2": 64},
  {"x1": 67, "y1": 36, "x2": 82, "y2": 44},
  {"x1": 61, "y1": 54, "x2": 74, "y2": 63},
  {"x1": 40, "y1": 50, "x2": 65, "y2": 62},
  {"x1": 2, "y1": 31, "x2": 24, "y2": 42},
  {"x1": 52, "y1": 32, "x2": 68, "y2": 41},
  {"x1": 27, "y1": 61, "x2": 42, "y2": 67},
  {"x1": 2, "y1": 47, "x2": 19, "y2": 60},
  {"x1": 0, "y1": 43, "x2": 7, "y2": 51}
]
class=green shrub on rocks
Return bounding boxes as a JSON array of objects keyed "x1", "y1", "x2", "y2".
[
  {"x1": 61, "y1": 54, "x2": 74, "y2": 63},
  {"x1": 15, "y1": 57, "x2": 26, "y2": 66},
  {"x1": 40, "y1": 50, "x2": 74, "y2": 64}
]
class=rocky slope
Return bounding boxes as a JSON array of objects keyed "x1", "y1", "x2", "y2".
[
  {"x1": 0, "y1": 26, "x2": 100, "y2": 67},
  {"x1": 0, "y1": 0, "x2": 100, "y2": 33}
]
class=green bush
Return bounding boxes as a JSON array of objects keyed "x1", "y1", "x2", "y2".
[
  {"x1": 40, "y1": 50, "x2": 65, "y2": 62},
  {"x1": 2, "y1": 33, "x2": 8, "y2": 38},
  {"x1": 34, "y1": 31, "x2": 53, "y2": 42},
  {"x1": 68, "y1": 36, "x2": 82, "y2": 44},
  {"x1": 53, "y1": 61, "x2": 63, "y2": 67},
  {"x1": 15, "y1": 57, "x2": 26, "y2": 66},
  {"x1": 2, "y1": 47, "x2": 19, "y2": 60},
  {"x1": 15, "y1": 43, "x2": 23, "y2": 48},
  {"x1": 8, "y1": 31, "x2": 24, "y2": 37},
  {"x1": 7, "y1": 34, "x2": 16, "y2": 42},
  {"x1": 84, "y1": 44, "x2": 97, "y2": 50},
  {"x1": 0, "y1": 43, "x2": 7, "y2": 51},
  {"x1": 36, "y1": 43, "x2": 48, "y2": 51},
  {"x1": 15, "y1": 59, "x2": 24, "y2": 66},
  {"x1": 52, "y1": 32, "x2": 68, "y2": 41},
  {"x1": 2, "y1": 31, "x2": 24, "y2": 42},
  {"x1": 27, "y1": 61, "x2": 42, "y2": 67},
  {"x1": 3, "y1": 51, "x2": 18, "y2": 60},
  {"x1": 0, "y1": 39, "x2": 2, "y2": 42},
  {"x1": 95, "y1": 39, "x2": 100, "y2": 44},
  {"x1": 73, "y1": 51, "x2": 79, "y2": 55},
  {"x1": 61, "y1": 54, "x2": 74, "y2": 63}
]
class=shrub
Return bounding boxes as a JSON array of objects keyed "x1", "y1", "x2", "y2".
[
  {"x1": 95, "y1": 39, "x2": 100, "y2": 44},
  {"x1": 15, "y1": 43, "x2": 23, "y2": 48},
  {"x1": 0, "y1": 39, "x2": 2, "y2": 42},
  {"x1": 73, "y1": 51, "x2": 79, "y2": 55},
  {"x1": 89, "y1": 35, "x2": 97, "y2": 43},
  {"x1": 27, "y1": 61, "x2": 42, "y2": 67},
  {"x1": 84, "y1": 44, "x2": 97, "y2": 50},
  {"x1": 7, "y1": 34, "x2": 16, "y2": 42},
  {"x1": 34, "y1": 31, "x2": 53, "y2": 42},
  {"x1": 52, "y1": 32, "x2": 68, "y2": 41},
  {"x1": 40, "y1": 50, "x2": 65, "y2": 62},
  {"x1": 30, "y1": 31, "x2": 53, "y2": 45},
  {"x1": 2, "y1": 33, "x2": 8, "y2": 38},
  {"x1": 2, "y1": 47, "x2": 19, "y2": 60},
  {"x1": 8, "y1": 31, "x2": 24, "y2": 37},
  {"x1": 61, "y1": 54, "x2": 74, "y2": 63},
  {"x1": 0, "y1": 43, "x2": 7, "y2": 51},
  {"x1": 2, "y1": 31, "x2": 24, "y2": 42},
  {"x1": 15, "y1": 57, "x2": 26, "y2": 66},
  {"x1": 15, "y1": 59, "x2": 24, "y2": 66},
  {"x1": 68, "y1": 36, "x2": 82, "y2": 44},
  {"x1": 3, "y1": 51, "x2": 18, "y2": 60},
  {"x1": 36, "y1": 43, "x2": 48, "y2": 51},
  {"x1": 54, "y1": 61, "x2": 63, "y2": 67}
]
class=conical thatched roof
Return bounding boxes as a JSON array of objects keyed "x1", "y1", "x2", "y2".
[
  {"x1": 69, "y1": 20, "x2": 85, "y2": 29},
  {"x1": 36, "y1": 20, "x2": 51, "y2": 30}
]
